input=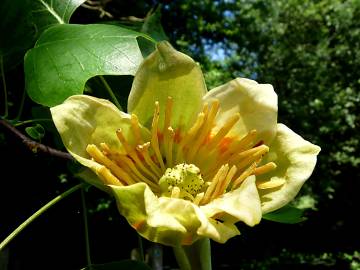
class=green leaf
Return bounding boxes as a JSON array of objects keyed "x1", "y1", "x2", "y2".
[
  {"x1": 81, "y1": 260, "x2": 152, "y2": 270},
  {"x1": 0, "y1": 0, "x2": 85, "y2": 69},
  {"x1": 0, "y1": 0, "x2": 35, "y2": 68},
  {"x1": 263, "y1": 205, "x2": 307, "y2": 224},
  {"x1": 25, "y1": 24, "x2": 147, "y2": 107},
  {"x1": 25, "y1": 124, "x2": 45, "y2": 140},
  {"x1": 141, "y1": 6, "x2": 168, "y2": 42},
  {"x1": 31, "y1": 0, "x2": 86, "y2": 33},
  {"x1": 138, "y1": 6, "x2": 168, "y2": 57}
]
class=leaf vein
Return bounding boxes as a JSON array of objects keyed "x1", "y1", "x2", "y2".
[{"x1": 37, "y1": 0, "x2": 65, "y2": 24}]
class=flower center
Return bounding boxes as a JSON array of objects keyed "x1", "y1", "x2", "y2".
[
  {"x1": 159, "y1": 163, "x2": 204, "y2": 200},
  {"x1": 85, "y1": 97, "x2": 284, "y2": 205}
]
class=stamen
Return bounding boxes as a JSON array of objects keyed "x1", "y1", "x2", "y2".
[
  {"x1": 231, "y1": 162, "x2": 258, "y2": 190},
  {"x1": 253, "y1": 162, "x2": 277, "y2": 176},
  {"x1": 212, "y1": 165, "x2": 238, "y2": 198},
  {"x1": 86, "y1": 144, "x2": 135, "y2": 185},
  {"x1": 257, "y1": 178, "x2": 286, "y2": 189},
  {"x1": 195, "y1": 113, "x2": 240, "y2": 170},
  {"x1": 150, "y1": 102, "x2": 166, "y2": 171},
  {"x1": 100, "y1": 143, "x2": 133, "y2": 175},
  {"x1": 220, "y1": 130, "x2": 258, "y2": 161},
  {"x1": 131, "y1": 114, "x2": 143, "y2": 145},
  {"x1": 229, "y1": 144, "x2": 269, "y2": 165},
  {"x1": 202, "y1": 102, "x2": 209, "y2": 115},
  {"x1": 175, "y1": 112, "x2": 205, "y2": 164},
  {"x1": 166, "y1": 127, "x2": 175, "y2": 167},
  {"x1": 115, "y1": 128, "x2": 134, "y2": 154},
  {"x1": 232, "y1": 145, "x2": 269, "y2": 171},
  {"x1": 201, "y1": 164, "x2": 229, "y2": 205},
  {"x1": 163, "y1": 97, "x2": 173, "y2": 132},
  {"x1": 162, "y1": 97, "x2": 173, "y2": 166},
  {"x1": 203, "y1": 113, "x2": 240, "y2": 152},
  {"x1": 100, "y1": 142, "x2": 111, "y2": 153},
  {"x1": 136, "y1": 142, "x2": 162, "y2": 177},
  {"x1": 97, "y1": 166, "x2": 123, "y2": 186},
  {"x1": 187, "y1": 100, "x2": 220, "y2": 162},
  {"x1": 203, "y1": 130, "x2": 257, "y2": 177},
  {"x1": 116, "y1": 129, "x2": 159, "y2": 182},
  {"x1": 113, "y1": 152, "x2": 159, "y2": 191},
  {"x1": 87, "y1": 99, "x2": 278, "y2": 201}
]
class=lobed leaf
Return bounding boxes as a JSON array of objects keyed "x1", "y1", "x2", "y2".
[{"x1": 25, "y1": 24, "x2": 147, "y2": 107}]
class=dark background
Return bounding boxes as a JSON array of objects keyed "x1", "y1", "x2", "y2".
[{"x1": 1, "y1": 0, "x2": 359, "y2": 269}]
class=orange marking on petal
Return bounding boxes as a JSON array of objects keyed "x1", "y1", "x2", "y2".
[
  {"x1": 157, "y1": 131, "x2": 164, "y2": 142},
  {"x1": 181, "y1": 234, "x2": 193, "y2": 245},
  {"x1": 218, "y1": 137, "x2": 233, "y2": 154},
  {"x1": 132, "y1": 220, "x2": 146, "y2": 231},
  {"x1": 136, "y1": 151, "x2": 145, "y2": 162},
  {"x1": 202, "y1": 133, "x2": 212, "y2": 146},
  {"x1": 174, "y1": 128, "x2": 182, "y2": 144}
]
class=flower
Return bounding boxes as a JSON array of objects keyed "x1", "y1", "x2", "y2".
[{"x1": 51, "y1": 41, "x2": 320, "y2": 246}]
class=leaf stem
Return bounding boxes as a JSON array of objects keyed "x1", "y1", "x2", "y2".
[
  {"x1": 98, "y1": 76, "x2": 122, "y2": 110},
  {"x1": 139, "y1": 34, "x2": 157, "y2": 44},
  {"x1": 16, "y1": 88, "x2": 27, "y2": 120},
  {"x1": 0, "y1": 56, "x2": 8, "y2": 118},
  {"x1": 14, "y1": 118, "x2": 52, "y2": 127},
  {"x1": 81, "y1": 187, "x2": 92, "y2": 269},
  {"x1": 0, "y1": 183, "x2": 84, "y2": 252}
]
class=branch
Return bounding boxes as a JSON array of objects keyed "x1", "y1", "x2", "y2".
[{"x1": 0, "y1": 119, "x2": 73, "y2": 160}]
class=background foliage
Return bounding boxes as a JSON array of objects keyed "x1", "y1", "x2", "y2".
[{"x1": 1, "y1": 0, "x2": 359, "y2": 269}]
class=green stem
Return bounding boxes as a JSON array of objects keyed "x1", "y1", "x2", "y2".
[
  {"x1": 16, "y1": 88, "x2": 27, "y2": 120},
  {"x1": 98, "y1": 76, "x2": 122, "y2": 110},
  {"x1": 138, "y1": 235, "x2": 145, "y2": 262},
  {"x1": 0, "y1": 56, "x2": 8, "y2": 118},
  {"x1": 81, "y1": 187, "x2": 92, "y2": 268},
  {"x1": 14, "y1": 118, "x2": 52, "y2": 127},
  {"x1": 0, "y1": 183, "x2": 84, "y2": 252},
  {"x1": 173, "y1": 245, "x2": 191, "y2": 270},
  {"x1": 173, "y1": 238, "x2": 212, "y2": 270}
]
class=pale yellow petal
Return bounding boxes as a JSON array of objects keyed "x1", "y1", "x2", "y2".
[
  {"x1": 50, "y1": 95, "x2": 150, "y2": 184},
  {"x1": 110, "y1": 183, "x2": 242, "y2": 246},
  {"x1": 128, "y1": 41, "x2": 206, "y2": 129},
  {"x1": 259, "y1": 124, "x2": 321, "y2": 214},
  {"x1": 201, "y1": 175, "x2": 262, "y2": 227},
  {"x1": 204, "y1": 78, "x2": 278, "y2": 144}
]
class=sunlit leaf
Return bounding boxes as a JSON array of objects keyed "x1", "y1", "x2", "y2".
[
  {"x1": 25, "y1": 24, "x2": 148, "y2": 107},
  {"x1": 31, "y1": 0, "x2": 86, "y2": 33},
  {"x1": 0, "y1": 0, "x2": 85, "y2": 69},
  {"x1": 139, "y1": 6, "x2": 168, "y2": 57},
  {"x1": 141, "y1": 6, "x2": 168, "y2": 42}
]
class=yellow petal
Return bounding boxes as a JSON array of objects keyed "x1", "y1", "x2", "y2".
[
  {"x1": 128, "y1": 41, "x2": 206, "y2": 129},
  {"x1": 110, "y1": 183, "x2": 241, "y2": 246},
  {"x1": 259, "y1": 124, "x2": 321, "y2": 214},
  {"x1": 50, "y1": 95, "x2": 150, "y2": 185},
  {"x1": 203, "y1": 78, "x2": 278, "y2": 145},
  {"x1": 201, "y1": 175, "x2": 262, "y2": 227}
]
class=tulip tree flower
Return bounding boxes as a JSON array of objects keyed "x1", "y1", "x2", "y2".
[{"x1": 51, "y1": 42, "x2": 320, "y2": 249}]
